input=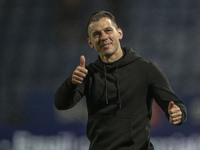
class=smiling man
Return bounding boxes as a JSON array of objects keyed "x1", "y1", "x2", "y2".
[
  {"x1": 87, "y1": 17, "x2": 123, "y2": 63},
  {"x1": 54, "y1": 11, "x2": 187, "y2": 150}
]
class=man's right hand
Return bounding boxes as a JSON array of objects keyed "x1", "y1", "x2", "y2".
[{"x1": 72, "y1": 55, "x2": 88, "y2": 85}]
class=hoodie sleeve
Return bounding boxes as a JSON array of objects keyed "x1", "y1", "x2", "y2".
[
  {"x1": 147, "y1": 62, "x2": 187, "y2": 125},
  {"x1": 54, "y1": 75, "x2": 86, "y2": 110}
]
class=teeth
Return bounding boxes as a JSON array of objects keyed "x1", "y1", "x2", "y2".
[{"x1": 101, "y1": 43, "x2": 110, "y2": 47}]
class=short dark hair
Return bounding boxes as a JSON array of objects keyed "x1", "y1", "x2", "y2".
[{"x1": 86, "y1": 11, "x2": 118, "y2": 34}]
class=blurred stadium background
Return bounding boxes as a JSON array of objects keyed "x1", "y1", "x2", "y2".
[{"x1": 0, "y1": 0, "x2": 200, "y2": 150}]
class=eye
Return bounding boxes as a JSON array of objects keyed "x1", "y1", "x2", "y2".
[
  {"x1": 92, "y1": 32, "x2": 100, "y2": 38},
  {"x1": 105, "y1": 28, "x2": 112, "y2": 33}
]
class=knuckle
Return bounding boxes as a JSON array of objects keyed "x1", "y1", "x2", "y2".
[{"x1": 73, "y1": 70, "x2": 78, "y2": 75}]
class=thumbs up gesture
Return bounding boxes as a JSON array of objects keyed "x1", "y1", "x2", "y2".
[
  {"x1": 168, "y1": 101, "x2": 182, "y2": 125},
  {"x1": 72, "y1": 55, "x2": 88, "y2": 85}
]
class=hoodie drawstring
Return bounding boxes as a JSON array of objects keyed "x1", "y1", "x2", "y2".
[
  {"x1": 104, "y1": 65, "x2": 122, "y2": 109},
  {"x1": 104, "y1": 65, "x2": 108, "y2": 104},
  {"x1": 115, "y1": 67, "x2": 122, "y2": 109}
]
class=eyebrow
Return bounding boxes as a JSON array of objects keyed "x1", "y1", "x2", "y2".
[
  {"x1": 92, "y1": 27, "x2": 113, "y2": 36},
  {"x1": 92, "y1": 31, "x2": 100, "y2": 37}
]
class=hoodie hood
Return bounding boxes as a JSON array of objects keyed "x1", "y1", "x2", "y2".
[
  {"x1": 94, "y1": 47, "x2": 141, "y2": 70},
  {"x1": 91, "y1": 47, "x2": 141, "y2": 109}
]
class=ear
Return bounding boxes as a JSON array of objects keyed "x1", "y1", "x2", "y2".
[
  {"x1": 87, "y1": 38, "x2": 94, "y2": 48},
  {"x1": 117, "y1": 28, "x2": 123, "y2": 40}
]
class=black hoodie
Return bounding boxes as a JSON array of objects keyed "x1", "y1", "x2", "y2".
[{"x1": 54, "y1": 47, "x2": 187, "y2": 150}]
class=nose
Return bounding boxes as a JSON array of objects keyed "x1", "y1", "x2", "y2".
[{"x1": 100, "y1": 31, "x2": 108, "y2": 41}]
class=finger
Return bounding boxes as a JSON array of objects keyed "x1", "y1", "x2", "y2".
[
  {"x1": 73, "y1": 70, "x2": 87, "y2": 78},
  {"x1": 171, "y1": 120, "x2": 181, "y2": 125},
  {"x1": 170, "y1": 110, "x2": 182, "y2": 118},
  {"x1": 72, "y1": 74, "x2": 84, "y2": 81},
  {"x1": 72, "y1": 79, "x2": 83, "y2": 85},
  {"x1": 76, "y1": 66, "x2": 88, "y2": 74},
  {"x1": 169, "y1": 106, "x2": 181, "y2": 114},
  {"x1": 72, "y1": 75, "x2": 84, "y2": 84},
  {"x1": 168, "y1": 101, "x2": 175, "y2": 110},
  {"x1": 168, "y1": 101, "x2": 180, "y2": 115},
  {"x1": 170, "y1": 116, "x2": 182, "y2": 125},
  {"x1": 73, "y1": 74, "x2": 84, "y2": 82},
  {"x1": 171, "y1": 115, "x2": 182, "y2": 121},
  {"x1": 80, "y1": 55, "x2": 86, "y2": 68}
]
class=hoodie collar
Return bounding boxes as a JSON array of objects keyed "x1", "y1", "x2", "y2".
[{"x1": 94, "y1": 47, "x2": 141, "y2": 70}]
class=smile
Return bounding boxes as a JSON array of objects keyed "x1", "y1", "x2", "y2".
[{"x1": 101, "y1": 43, "x2": 111, "y2": 48}]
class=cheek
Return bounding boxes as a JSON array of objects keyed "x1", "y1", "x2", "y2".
[
  {"x1": 111, "y1": 32, "x2": 120, "y2": 40},
  {"x1": 92, "y1": 41, "x2": 101, "y2": 51},
  {"x1": 89, "y1": 39, "x2": 97, "y2": 48},
  {"x1": 95, "y1": 40, "x2": 101, "y2": 47},
  {"x1": 112, "y1": 35, "x2": 120, "y2": 44}
]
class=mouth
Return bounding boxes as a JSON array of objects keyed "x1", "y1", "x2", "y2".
[{"x1": 100, "y1": 43, "x2": 111, "y2": 48}]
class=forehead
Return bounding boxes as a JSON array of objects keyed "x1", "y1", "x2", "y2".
[{"x1": 88, "y1": 18, "x2": 115, "y2": 33}]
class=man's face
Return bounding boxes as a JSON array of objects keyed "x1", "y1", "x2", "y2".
[{"x1": 87, "y1": 17, "x2": 123, "y2": 59}]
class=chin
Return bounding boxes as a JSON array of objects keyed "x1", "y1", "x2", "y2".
[{"x1": 104, "y1": 50, "x2": 115, "y2": 57}]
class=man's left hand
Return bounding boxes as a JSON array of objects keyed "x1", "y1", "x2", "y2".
[{"x1": 168, "y1": 101, "x2": 182, "y2": 125}]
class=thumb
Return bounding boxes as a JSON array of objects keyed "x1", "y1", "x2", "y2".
[
  {"x1": 168, "y1": 101, "x2": 175, "y2": 110},
  {"x1": 80, "y1": 55, "x2": 86, "y2": 68}
]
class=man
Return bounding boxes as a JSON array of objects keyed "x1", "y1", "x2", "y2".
[{"x1": 54, "y1": 11, "x2": 187, "y2": 150}]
